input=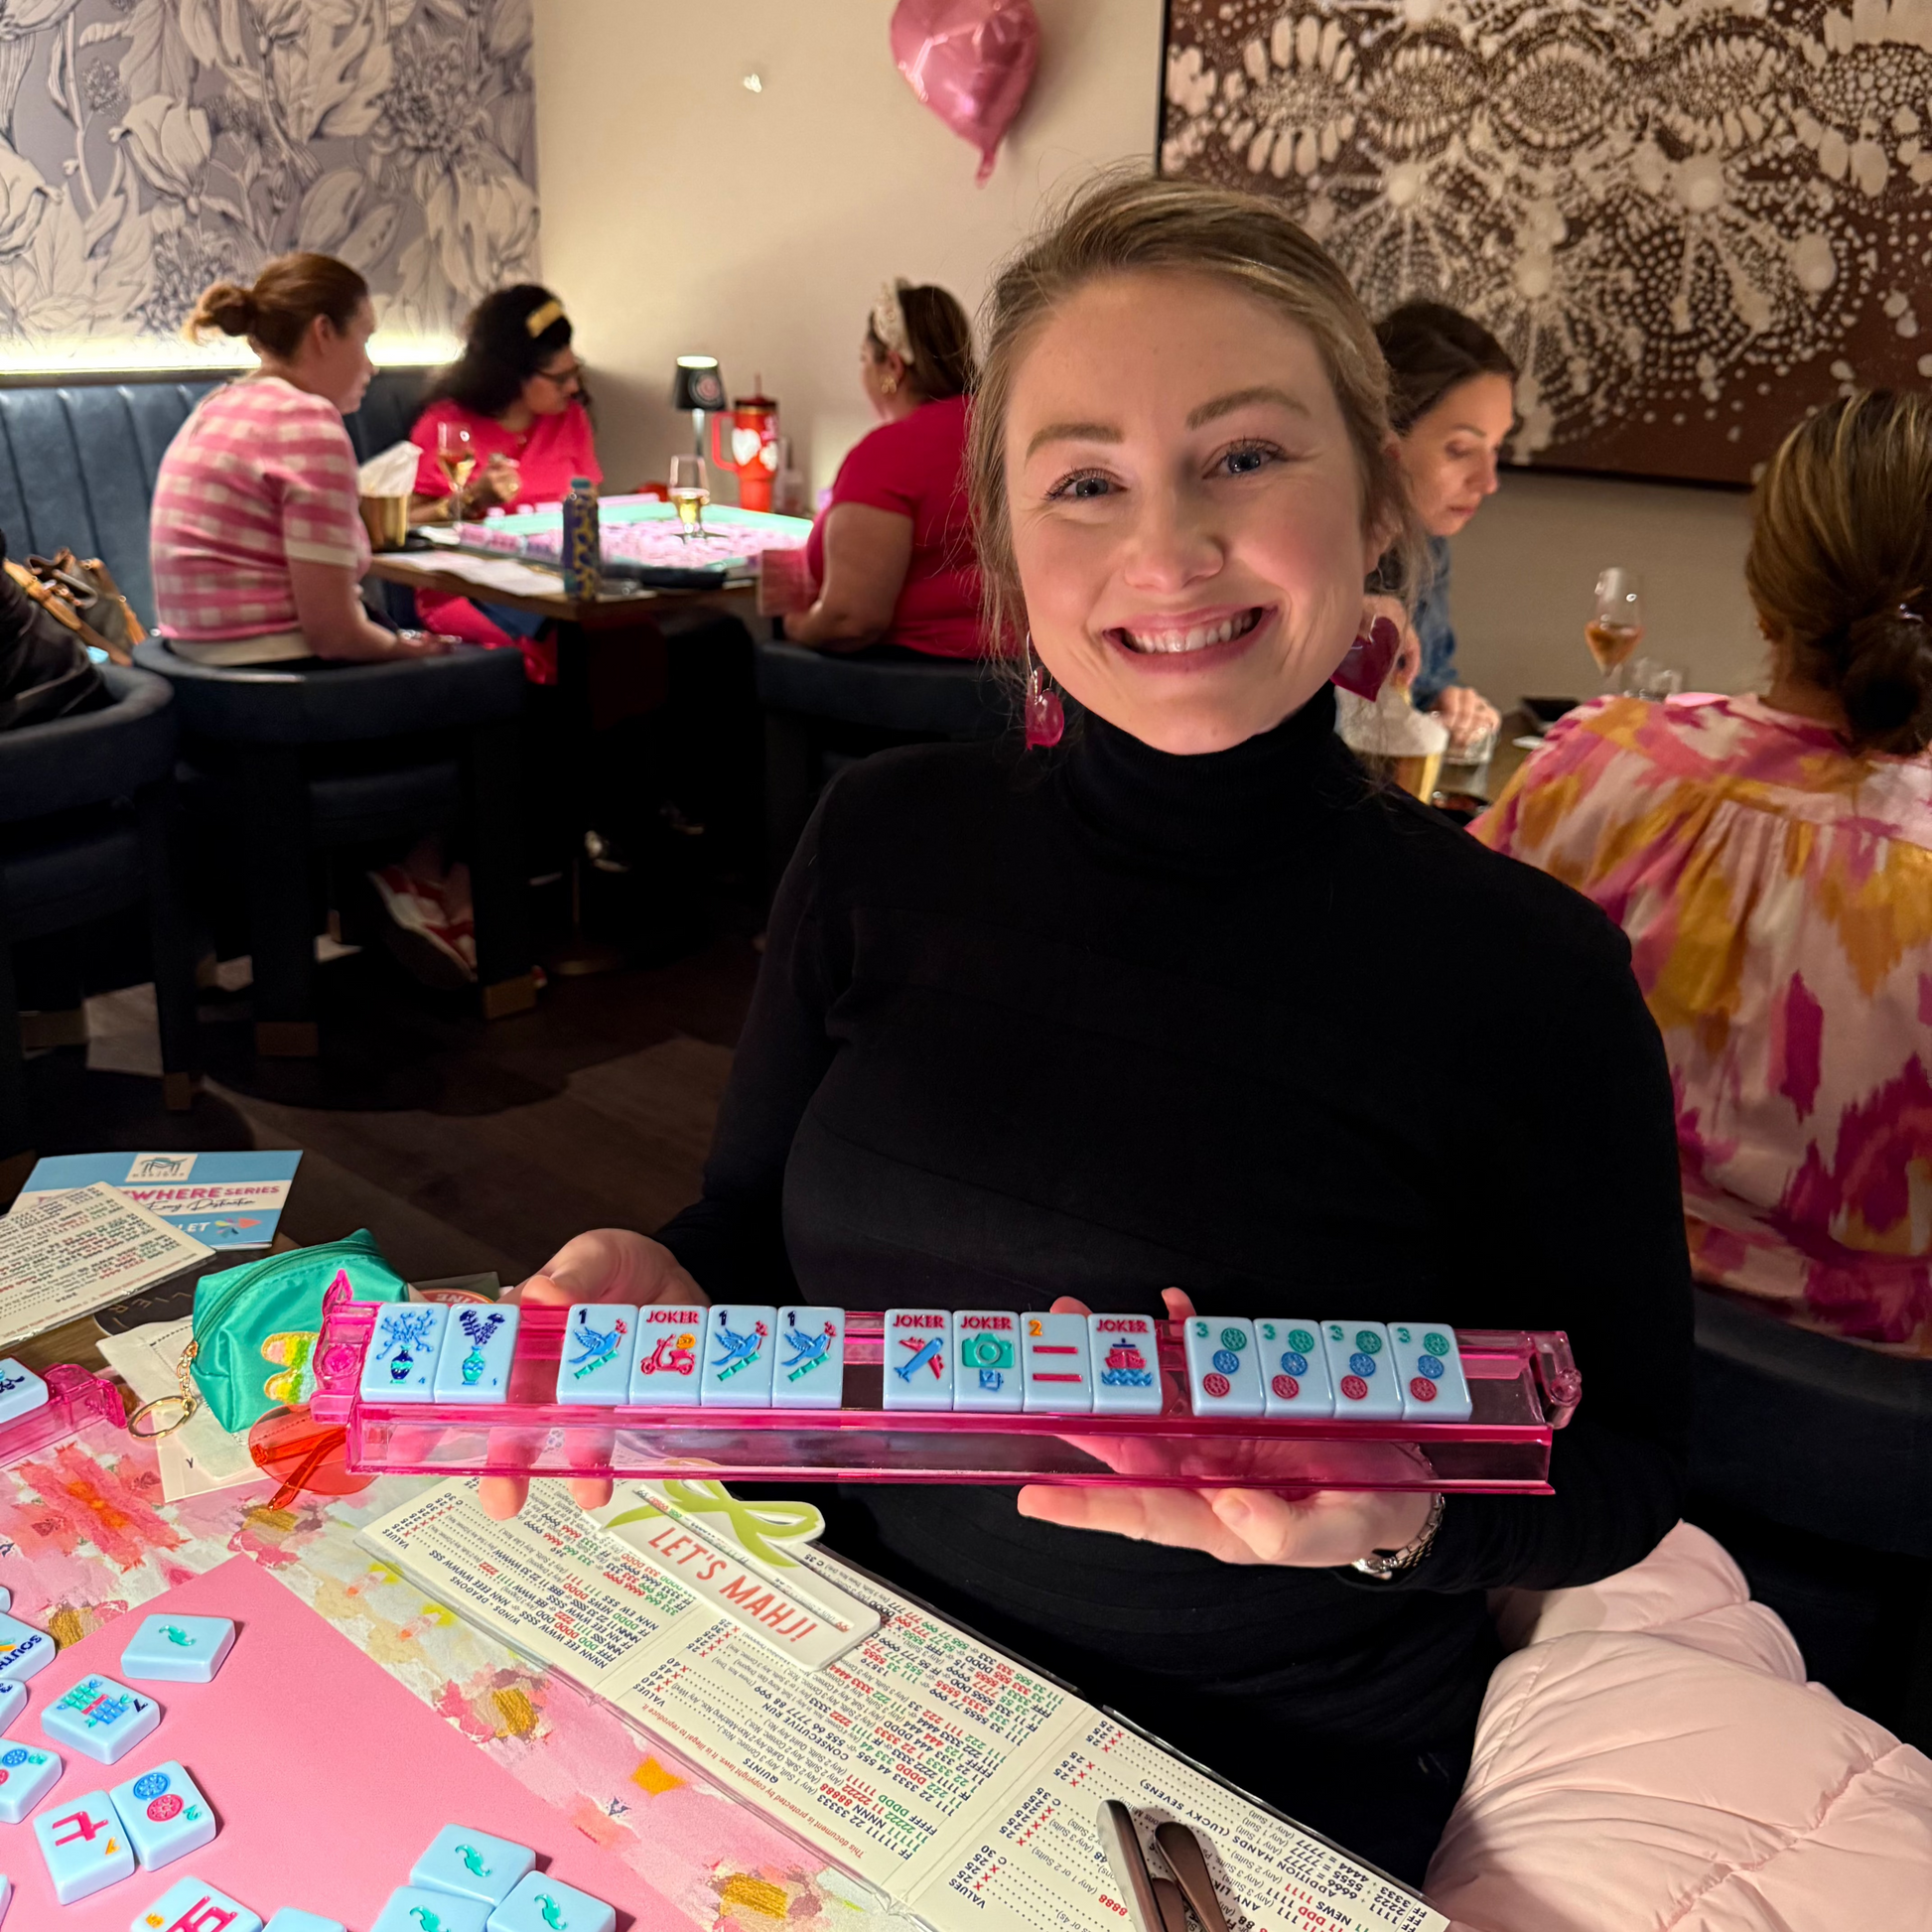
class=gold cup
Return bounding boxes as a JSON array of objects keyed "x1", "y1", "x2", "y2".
[{"x1": 358, "y1": 493, "x2": 409, "y2": 552}]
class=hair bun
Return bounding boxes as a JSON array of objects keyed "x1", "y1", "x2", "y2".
[
  {"x1": 1839, "y1": 607, "x2": 1932, "y2": 754},
  {"x1": 185, "y1": 280, "x2": 258, "y2": 342}
]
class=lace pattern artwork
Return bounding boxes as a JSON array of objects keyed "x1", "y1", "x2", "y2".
[{"x1": 1161, "y1": 1, "x2": 1932, "y2": 483}]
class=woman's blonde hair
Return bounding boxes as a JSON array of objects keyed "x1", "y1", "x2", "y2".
[
  {"x1": 1747, "y1": 390, "x2": 1932, "y2": 756},
  {"x1": 967, "y1": 172, "x2": 1421, "y2": 657}
]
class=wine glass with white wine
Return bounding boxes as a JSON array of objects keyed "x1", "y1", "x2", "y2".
[
  {"x1": 668, "y1": 454, "x2": 710, "y2": 539},
  {"x1": 437, "y1": 420, "x2": 477, "y2": 520},
  {"x1": 1587, "y1": 567, "x2": 1645, "y2": 694}
]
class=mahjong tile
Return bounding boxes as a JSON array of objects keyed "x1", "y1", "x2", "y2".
[
  {"x1": 881, "y1": 1309, "x2": 952, "y2": 1412},
  {"x1": 0, "y1": 1741, "x2": 62, "y2": 1822},
  {"x1": 700, "y1": 1305, "x2": 777, "y2": 1407},
  {"x1": 772, "y1": 1307, "x2": 845, "y2": 1411},
  {"x1": 42, "y1": 1674, "x2": 161, "y2": 1765},
  {"x1": 433, "y1": 1305, "x2": 521, "y2": 1403},
  {"x1": 487, "y1": 1871, "x2": 617, "y2": 1932},
  {"x1": 628, "y1": 1306, "x2": 706, "y2": 1406},
  {"x1": 0, "y1": 1359, "x2": 48, "y2": 1428},
  {"x1": 1022, "y1": 1312, "x2": 1094, "y2": 1414},
  {"x1": 372, "y1": 1886, "x2": 489, "y2": 1932},
  {"x1": 1182, "y1": 1316, "x2": 1264, "y2": 1418},
  {"x1": 1087, "y1": 1314, "x2": 1164, "y2": 1417},
  {"x1": 1257, "y1": 1319, "x2": 1335, "y2": 1419},
  {"x1": 34, "y1": 1787, "x2": 134, "y2": 1902},
  {"x1": 1389, "y1": 1322, "x2": 1473, "y2": 1422},
  {"x1": 410, "y1": 1824, "x2": 535, "y2": 1906},
  {"x1": 1319, "y1": 1321, "x2": 1403, "y2": 1420},
  {"x1": 109, "y1": 1760, "x2": 215, "y2": 1870},
  {"x1": 264, "y1": 1913, "x2": 346, "y2": 1932},
  {"x1": 0, "y1": 1678, "x2": 24, "y2": 1736},
  {"x1": 360, "y1": 1305, "x2": 450, "y2": 1404},
  {"x1": 0, "y1": 1871, "x2": 9, "y2": 1926},
  {"x1": 951, "y1": 1311, "x2": 1022, "y2": 1414},
  {"x1": 121, "y1": 1613, "x2": 235, "y2": 1686},
  {"x1": 136, "y1": 1876, "x2": 264, "y2": 1931},
  {"x1": 0, "y1": 1610, "x2": 55, "y2": 1684},
  {"x1": 554, "y1": 1305, "x2": 638, "y2": 1405}
]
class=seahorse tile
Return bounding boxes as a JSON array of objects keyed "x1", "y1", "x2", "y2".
[
  {"x1": 486, "y1": 1871, "x2": 616, "y2": 1932},
  {"x1": 410, "y1": 1823, "x2": 535, "y2": 1905},
  {"x1": 372, "y1": 1886, "x2": 490, "y2": 1932},
  {"x1": 121, "y1": 1613, "x2": 236, "y2": 1685}
]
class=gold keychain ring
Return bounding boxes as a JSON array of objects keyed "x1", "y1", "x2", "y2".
[{"x1": 127, "y1": 1392, "x2": 197, "y2": 1440}]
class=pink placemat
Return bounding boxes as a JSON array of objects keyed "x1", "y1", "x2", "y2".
[{"x1": 2, "y1": 1554, "x2": 688, "y2": 1930}]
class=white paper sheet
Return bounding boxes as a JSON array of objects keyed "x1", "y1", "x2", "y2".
[
  {"x1": 0, "y1": 1184, "x2": 209, "y2": 1349},
  {"x1": 95, "y1": 1318, "x2": 259, "y2": 1500},
  {"x1": 357, "y1": 1480, "x2": 1447, "y2": 1932},
  {"x1": 377, "y1": 551, "x2": 572, "y2": 599}
]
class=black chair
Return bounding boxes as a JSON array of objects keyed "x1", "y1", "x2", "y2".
[
  {"x1": 1690, "y1": 1285, "x2": 1932, "y2": 1746},
  {"x1": 134, "y1": 641, "x2": 534, "y2": 1057},
  {"x1": 0, "y1": 664, "x2": 197, "y2": 1164},
  {"x1": 756, "y1": 639, "x2": 1008, "y2": 881}
]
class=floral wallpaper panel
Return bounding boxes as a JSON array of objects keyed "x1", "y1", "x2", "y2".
[
  {"x1": 1162, "y1": 1, "x2": 1932, "y2": 485},
  {"x1": 0, "y1": 0, "x2": 537, "y2": 354}
]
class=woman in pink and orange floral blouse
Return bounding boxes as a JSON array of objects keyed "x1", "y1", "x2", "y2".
[{"x1": 1477, "y1": 390, "x2": 1932, "y2": 1348}]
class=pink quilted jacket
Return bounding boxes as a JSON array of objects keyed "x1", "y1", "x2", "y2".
[{"x1": 1429, "y1": 1523, "x2": 1932, "y2": 1930}]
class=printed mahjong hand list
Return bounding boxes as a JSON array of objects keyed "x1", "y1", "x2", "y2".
[
  {"x1": 357, "y1": 1478, "x2": 702, "y2": 1677},
  {"x1": 903, "y1": 1713, "x2": 1447, "y2": 1932},
  {"x1": 605, "y1": 1553, "x2": 1082, "y2": 1888}
]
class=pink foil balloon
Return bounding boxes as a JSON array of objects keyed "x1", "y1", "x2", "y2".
[{"x1": 892, "y1": 0, "x2": 1040, "y2": 184}]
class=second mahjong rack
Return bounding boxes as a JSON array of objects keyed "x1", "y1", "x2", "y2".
[{"x1": 306, "y1": 1285, "x2": 1582, "y2": 1495}]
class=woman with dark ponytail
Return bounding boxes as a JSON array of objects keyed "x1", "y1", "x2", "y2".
[{"x1": 1477, "y1": 389, "x2": 1932, "y2": 1346}]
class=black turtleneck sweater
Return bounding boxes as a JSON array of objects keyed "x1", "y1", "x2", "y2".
[{"x1": 658, "y1": 688, "x2": 1691, "y2": 1865}]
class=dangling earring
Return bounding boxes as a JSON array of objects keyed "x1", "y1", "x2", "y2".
[
  {"x1": 881, "y1": 375, "x2": 897, "y2": 395},
  {"x1": 1024, "y1": 633, "x2": 1064, "y2": 749},
  {"x1": 1331, "y1": 614, "x2": 1402, "y2": 700}
]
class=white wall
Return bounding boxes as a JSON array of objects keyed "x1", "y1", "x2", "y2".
[
  {"x1": 1451, "y1": 475, "x2": 1765, "y2": 705},
  {"x1": 532, "y1": 0, "x2": 1165, "y2": 497},
  {"x1": 531, "y1": 0, "x2": 1769, "y2": 706}
]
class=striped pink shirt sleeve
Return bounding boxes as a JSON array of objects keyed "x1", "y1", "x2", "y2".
[{"x1": 150, "y1": 376, "x2": 371, "y2": 642}]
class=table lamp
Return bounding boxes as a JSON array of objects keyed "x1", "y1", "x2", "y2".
[{"x1": 671, "y1": 354, "x2": 727, "y2": 457}]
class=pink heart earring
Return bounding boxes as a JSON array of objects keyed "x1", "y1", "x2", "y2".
[
  {"x1": 1331, "y1": 615, "x2": 1402, "y2": 700},
  {"x1": 1024, "y1": 634, "x2": 1064, "y2": 749}
]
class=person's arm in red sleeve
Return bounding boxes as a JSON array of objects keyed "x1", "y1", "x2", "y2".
[{"x1": 781, "y1": 425, "x2": 916, "y2": 651}]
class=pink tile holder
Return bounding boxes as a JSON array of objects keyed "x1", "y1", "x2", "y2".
[
  {"x1": 309, "y1": 1286, "x2": 1581, "y2": 1495},
  {"x1": 0, "y1": 1365, "x2": 126, "y2": 1466}
]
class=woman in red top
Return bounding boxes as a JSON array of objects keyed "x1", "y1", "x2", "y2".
[
  {"x1": 779, "y1": 282, "x2": 981, "y2": 656},
  {"x1": 409, "y1": 285, "x2": 599, "y2": 684}
]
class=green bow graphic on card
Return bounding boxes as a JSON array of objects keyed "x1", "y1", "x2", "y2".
[{"x1": 600, "y1": 1479, "x2": 823, "y2": 1568}]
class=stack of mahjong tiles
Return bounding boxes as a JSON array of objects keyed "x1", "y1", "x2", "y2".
[{"x1": 354, "y1": 1301, "x2": 1470, "y2": 1422}]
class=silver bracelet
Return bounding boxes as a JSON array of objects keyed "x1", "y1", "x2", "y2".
[{"x1": 1350, "y1": 1491, "x2": 1446, "y2": 1582}]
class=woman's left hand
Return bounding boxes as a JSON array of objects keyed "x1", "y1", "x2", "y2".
[{"x1": 1014, "y1": 1290, "x2": 1436, "y2": 1568}]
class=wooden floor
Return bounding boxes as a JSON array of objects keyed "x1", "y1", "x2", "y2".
[{"x1": 16, "y1": 926, "x2": 761, "y2": 1289}]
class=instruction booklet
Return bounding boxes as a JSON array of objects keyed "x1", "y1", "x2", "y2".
[{"x1": 358, "y1": 1478, "x2": 1446, "y2": 1932}]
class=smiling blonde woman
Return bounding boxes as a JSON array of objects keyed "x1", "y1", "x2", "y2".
[{"x1": 489, "y1": 176, "x2": 1693, "y2": 1884}]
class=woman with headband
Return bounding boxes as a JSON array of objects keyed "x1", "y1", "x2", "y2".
[
  {"x1": 769, "y1": 279, "x2": 982, "y2": 657},
  {"x1": 408, "y1": 285, "x2": 595, "y2": 681}
]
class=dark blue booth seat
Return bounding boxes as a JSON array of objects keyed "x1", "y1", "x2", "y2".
[
  {"x1": 0, "y1": 664, "x2": 197, "y2": 1155},
  {"x1": 0, "y1": 367, "x2": 431, "y2": 626},
  {"x1": 136, "y1": 640, "x2": 532, "y2": 1054}
]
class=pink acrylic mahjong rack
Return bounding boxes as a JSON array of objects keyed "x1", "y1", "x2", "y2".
[
  {"x1": 306, "y1": 1285, "x2": 1581, "y2": 1494},
  {"x1": 0, "y1": 1360, "x2": 126, "y2": 1466}
]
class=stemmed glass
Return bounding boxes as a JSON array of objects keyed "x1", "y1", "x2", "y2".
[
  {"x1": 1587, "y1": 568, "x2": 1644, "y2": 694},
  {"x1": 668, "y1": 454, "x2": 710, "y2": 539},
  {"x1": 437, "y1": 420, "x2": 477, "y2": 521}
]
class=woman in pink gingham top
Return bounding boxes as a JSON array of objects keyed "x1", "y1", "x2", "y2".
[{"x1": 151, "y1": 253, "x2": 449, "y2": 667}]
